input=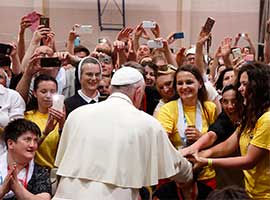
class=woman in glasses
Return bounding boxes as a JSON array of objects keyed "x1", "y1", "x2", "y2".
[{"x1": 157, "y1": 65, "x2": 217, "y2": 198}]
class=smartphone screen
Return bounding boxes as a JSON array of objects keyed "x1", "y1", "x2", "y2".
[
  {"x1": 142, "y1": 21, "x2": 156, "y2": 29},
  {"x1": 40, "y1": 16, "x2": 50, "y2": 28},
  {"x1": 203, "y1": 17, "x2": 215, "y2": 34},
  {"x1": 52, "y1": 94, "x2": 64, "y2": 112},
  {"x1": 40, "y1": 57, "x2": 61, "y2": 67},
  {"x1": 173, "y1": 32, "x2": 184, "y2": 39},
  {"x1": 0, "y1": 43, "x2": 13, "y2": 55},
  {"x1": 232, "y1": 48, "x2": 242, "y2": 60}
]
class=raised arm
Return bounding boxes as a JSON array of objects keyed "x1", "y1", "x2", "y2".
[
  {"x1": 195, "y1": 28, "x2": 211, "y2": 75},
  {"x1": 17, "y1": 15, "x2": 32, "y2": 62}
]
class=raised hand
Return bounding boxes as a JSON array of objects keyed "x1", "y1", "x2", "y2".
[
  {"x1": 150, "y1": 22, "x2": 160, "y2": 38},
  {"x1": 116, "y1": 27, "x2": 133, "y2": 42}
]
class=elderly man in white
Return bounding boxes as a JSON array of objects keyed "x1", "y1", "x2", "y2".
[{"x1": 53, "y1": 66, "x2": 193, "y2": 200}]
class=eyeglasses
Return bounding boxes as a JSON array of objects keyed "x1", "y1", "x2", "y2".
[
  {"x1": 157, "y1": 64, "x2": 177, "y2": 74},
  {"x1": 98, "y1": 55, "x2": 112, "y2": 64}
]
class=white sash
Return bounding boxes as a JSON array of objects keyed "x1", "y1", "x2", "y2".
[{"x1": 177, "y1": 98, "x2": 203, "y2": 147}]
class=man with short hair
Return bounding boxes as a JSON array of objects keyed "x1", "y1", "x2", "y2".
[{"x1": 53, "y1": 66, "x2": 193, "y2": 200}]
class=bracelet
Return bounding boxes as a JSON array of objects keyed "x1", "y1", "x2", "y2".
[{"x1": 207, "y1": 159, "x2": 213, "y2": 167}]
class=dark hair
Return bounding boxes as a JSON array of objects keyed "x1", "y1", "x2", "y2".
[
  {"x1": 33, "y1": 74, "x2": 58, "y2": 92},
  {"x1": 141, "y1": 61, "x2": 158, "y2": 77},
  {"x1": 3, "y1": 119, "x2": 41, "y2": 148},
  {"x1": 215, "y1": 67, "x2": 234, "y2": 91},
  {"x1": 74, "y1": 45, "x2": 90, "y2": 56},
  {"x1": 236, "y1": 62, "x2": 270, "y2": 132},
  {"x1": 222, "y1": 84, "x2": 237, "y2": 95},
  {"x1": 175, "y1": 65, "x2": 208, "y2": 102},
  {"x1": 207, "y1": 185, "x2": 250, "y2": 200},
  {"x1": 123, "y1": 61, "x2": 145, "y2": 78},
  {"x1": 174, "y1": 65, "x2": 209, "y2": 118},
  {"x1": 27, "y1": 74, "x2": 58, "y2": 111}
]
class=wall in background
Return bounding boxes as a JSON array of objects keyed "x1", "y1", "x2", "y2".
[{"x1": 0, "y1": 0, "x2": 259, "y2": 56}]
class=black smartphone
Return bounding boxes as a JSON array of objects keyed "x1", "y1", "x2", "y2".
[
  {"x1": 0, "y1": 43, "x2": 13, "y2": 55},
  {"x1": 203, "y1": 17, "x2": 215, "y2": 34},
  {"x1": 40, "y1": 57, "x2": 61, "y2": 67},
  {"x1": 39, "y1": 16, "x2": 50, "y2": 28},
  {"x1": 173, "y1": 32, "x2": 184, "y2": 39}
]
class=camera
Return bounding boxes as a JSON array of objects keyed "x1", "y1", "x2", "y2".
[
  {"x1": 40, "y1": 57, "x2": 61, "y2": 67},
  {"x1": 147, "y1": 40, "x2": 163, "y2": 49},
  {"x1": 203, "y1": 17, "x2": 215, "y2": 34},
  {"x1": 142, "y1": 21, "x2": 156, "y2": 29},
  {"x1": 0, "y1": 43, "x2": 13, "y2": 55},
  {"x1": 75, "y1": 25, "x2": 93, "y2": 34},
  {"x1": 39, "y1": 16, "x2": 50, "y2": 28},
  {"x1": 173, "y1": 32, "x2": 184, "y2": 39}
]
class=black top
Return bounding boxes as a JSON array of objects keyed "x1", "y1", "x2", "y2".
[
  {"x1": 65, "y1": 93, "x2": 107, "y2": 117},
  {"x1": 6, "y1": 164, "x2": 51, "y2": 200},
  {"x1": 208, "y1": 111, "x2": 237, "y2": 144},
  {"x1": 145, "y1": 86, "x2": 161, "y2": 116}
]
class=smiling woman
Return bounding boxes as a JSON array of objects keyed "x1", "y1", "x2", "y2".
[
  {"x1": 156, "y1": 65, "x2": 217, "y2": 197},
  {"x1": 0, "y1": 119, "x2": 51, "y2": 200},
  {"x1": 24, "y1": 74, "x2": 66, "y2": 170}
]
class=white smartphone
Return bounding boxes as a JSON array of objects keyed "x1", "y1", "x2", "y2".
[
  {"x1": 52, "y1": 94, "x2": 64, "y2": 112},
  {"x1": 142, "y1": 21, "x2": 156, "y2": 29},
  {"x1": 147, "y1": 40, "x2": 163, "y2": 48},
  {"x1": 76, "y1": 25, "x2": 93, "y2": 34},
  {"x1": 232, "y1": 48, "x2": 242, "y2": 60}
]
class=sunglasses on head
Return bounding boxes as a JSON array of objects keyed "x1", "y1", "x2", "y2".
[
  {"x1": 99, "y1": 55, "x2": 112, "y2": 64},
  {"x1": 158, "y1": 64, "x2": 177, "y2": 73}
]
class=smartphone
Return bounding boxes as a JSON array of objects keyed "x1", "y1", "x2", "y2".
[
  {"x1": 74, "y1": 36, "x2": 80, "y2": 47},
  {"x1": 147, "y1": 40, "x2": 163, "y2": 48},
  {"x1": 52, "y1": 94, "x2": 64, "y2": 112},
  {"x1": 203, "y1": 17, "x2": 215, "y2": 34},
  {"x1": 244, "y1": 54, "x2": 254, "y2": 62},
  {"x1": 173, "y1": 32, "x2": 184, "y2": 39},
  {"x1": 40, "y1": 57, "x2": 61, "y2": 67},
  {"x1": 75, "y1": 25, "x2": 93, "y2": 34},
  {"x1": 0, "y1": 43, "x2": 13, "y2": 55},
  {"x1": 238, "y1": 33, "x2": 246, "y2": 37},
  {"x1": 98, "y1": 38, "x2": 107, "y2": 44},
  {"x1": 39, "y1": 16, "x2": 50, "y2": 28},
  {"x1": 232, "y1": 48, "x2": 243, "y2": 60},
  {"x1": 142, "y1": 21, "x2": 156, "y2": 29}
]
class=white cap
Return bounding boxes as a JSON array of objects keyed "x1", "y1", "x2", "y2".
[
  {"x1": 185, "y1": 47, "x2": 196, "y2": 56},
  {"x1": 111, "y1": 67, "x2": 144, "y2": 86}
]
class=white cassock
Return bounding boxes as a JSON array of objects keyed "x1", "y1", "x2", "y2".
[{"x1": 53, "y1": 92, "x2": 192, "y2": 200}]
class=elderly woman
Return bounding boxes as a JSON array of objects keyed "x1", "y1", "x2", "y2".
[{"x1": 0, "y1": 118, "x2": 51, "y2": 200}]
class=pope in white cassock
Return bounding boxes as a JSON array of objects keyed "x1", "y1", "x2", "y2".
[{"x1": 52, "y1": 66, "x2": 193, "y2": 200}]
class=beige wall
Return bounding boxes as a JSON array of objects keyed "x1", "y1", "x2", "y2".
[{"x1": 0, "y1": 0, "x2": 259, "y2": 55}]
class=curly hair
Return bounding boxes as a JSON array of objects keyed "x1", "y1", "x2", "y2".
[{"x1": 236, "y1": 62, "x2": 270, "y2": 132}]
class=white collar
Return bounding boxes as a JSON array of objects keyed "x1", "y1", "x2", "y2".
[
  {"x1": 108, "y1": 92, "x2": 133, "y2": 105},
  {"x1": 78, "y1": 89, "x2": 100, "y2": 103}
]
